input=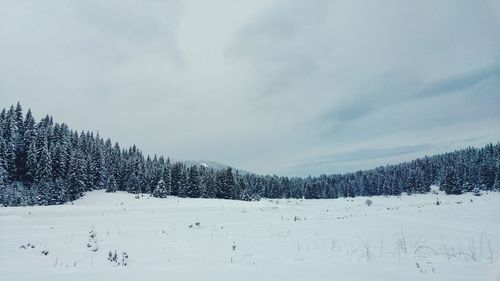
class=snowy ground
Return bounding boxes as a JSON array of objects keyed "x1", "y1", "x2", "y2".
[{"x1": 1, "y1": 190, "x2": 500, "y2": 281}]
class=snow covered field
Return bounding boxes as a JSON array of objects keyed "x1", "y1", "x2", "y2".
[{"x1": 1, "y1": 190, "x2": 500, "y2": 281}]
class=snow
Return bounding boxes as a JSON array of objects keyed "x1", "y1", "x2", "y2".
[
  {"x1": 430, "y1": 184, "x2": 443, "y2": 195},
  {"x1": 1, "y1": 191, "x2": 500, "y2": 281}
]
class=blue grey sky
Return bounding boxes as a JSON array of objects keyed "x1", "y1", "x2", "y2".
[{"x1": 1, "y1": 0, "x2": 500, "y2": 176}]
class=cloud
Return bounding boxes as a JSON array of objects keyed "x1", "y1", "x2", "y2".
[
  {"x1": 416, "y1": 61, "x2": 500, "y2": 99},
  {"x1": 322, "y1": 61, "x2": 500, "y2": 126},
  {"x1": 1, "y1": 0, "x2": 499, "y2": 176},
  {"x1": 296, "y1": 143, "x2": 441, "y2": 168}
]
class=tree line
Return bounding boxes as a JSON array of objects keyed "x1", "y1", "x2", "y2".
[{"x1": 0, "y1": 103, "x2": 499, "y2": 206}]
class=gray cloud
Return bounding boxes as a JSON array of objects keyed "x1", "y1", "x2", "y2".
[
  {"x1": 323, "y1": 61, "x2": 500, "y2": 126},
  {"x1": 297, "y1": 144, "x2": 441, "y2": 168},
  {"x1": 416, "y1": 62, "x2": 500, "y2": 98}
]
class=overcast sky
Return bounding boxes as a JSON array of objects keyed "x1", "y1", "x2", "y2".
[{"x1": 1, "y1": 0, "x2": 500, "y2": 177}]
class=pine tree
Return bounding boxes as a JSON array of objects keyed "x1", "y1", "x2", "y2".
[
  {"x1": 25, "y1": 140, "x2": 37, "y2": 184},
  {"x1": 54, "y1": 179, "x2": 69, "y2": 203},
  {"x1": 170, "y1": 162, "x2": 183, "y2": 196},
  {"x1": 163, "y1": 157, "x2": 172, "y2": 195},
  {"x1": 85, "y1": 156, "x2": 96, "y2": 190},
  {"x1": 0, "y1": 163, "x2": 5, "y2": 185},
  {"x1": 493, "y1": 163, "x2": 500, "y2": 191},
  {"x1": 219, "y1": 167, "x2": 235, "y2": 199},
  {"x1": 187, "y1": 166, "x2": 200, "y2": 198},
  {"x1": 0, "y1": 164, "x2": 6, "y2": 204},
  {"x1": 52, "y1": 143, "x2": 69, "y2": 180},
  {"x1": 37, "y1": 181, "x2": 63, "y2": 205},
  {"x1": 66, "y1": 151, "x2": 87, "y2": 201},
  {"x1": 253, "y1": 177, "x2": 264, "y2": 198},
  {"x1": 105, "y1": 174, "x2": 118, "y2": 193},
  {"x1": 201, "y1": 169, "x2": 217, "y2": 198},
  {"x1": 20, "y1": 109, "x2": 36, "y2": 181},
  {"x1": 178, "y1": 168, "x2": 188, "y2": 197},
  {"x1": 233, "y1": 174, "x2": 246, "y2": 200},
  {"x1": 14, "y1": 102, "x2": 24, "y2": 135},
  {"x1": 13, "y1": 103, "x2": 24, "y2": 178},
  {"x1": 478, "y1": 156, "x2": 495, "y2": 190},
  {"x1": 268, "y1": 176, "x2": 281, "y2": 198},
  {"x1": 441, "y1": 167, "x2": 462, "y2": 195},
  {"x1": 2, "y1": 108, "x2": 17, "y2": 180},
  {"x1": 152, "y1": 179, "x2": 168, "y2": 198},
  {"x1": 0, "y1": 139, "x2": 8, "y2": 178},
  {"x1": 35, "y1": 138, "x2": 52, "y2": 184},
  {"x1": 125, "y1": 173, "x2": 141, "y2": 194},
  {"x1": 240, "y1": 185, "x2": 251, "y2": 201}
]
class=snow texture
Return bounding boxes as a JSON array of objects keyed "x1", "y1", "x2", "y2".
[{"x1": 1, "y1": 190, "x2": 500, "y2": 281}]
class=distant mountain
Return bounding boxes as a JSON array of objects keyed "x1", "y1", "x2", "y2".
[{"x1": 180, "y1": 160, "x2": 254, "y2": 175}]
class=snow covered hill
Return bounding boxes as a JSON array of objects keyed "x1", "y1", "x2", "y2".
[
  {"x1": 1, "y1": 191, "x2": 499, "y2": 281},
  {"x1": 181, "y1": 160, "x2": 254, "y2": 175}
]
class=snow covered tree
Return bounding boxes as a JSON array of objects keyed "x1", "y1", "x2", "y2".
[
  {"x1": 20, "y1": 109, "x2": 36, "y2": 181},
  {"x1": 178, "y1": 168, "x2": 188, "y2": 197},
  {"x1": 441, "y1": 167, "x2": 462, "y2": 195},
  {"x1": 0, "y1": 164, "x2": 6, "y2": 204},
  {"x1": 105, "y1": 174, "x2": 118, "y2": 193},
  {"x1": 170, "y1": 162, "x2": 183, "y2": 196},
  {"x1": 234, "y1": 174, "x2": 247, "y2": 200},
  {"x1": 163, "y1": 158, "x2": 172, "y2": 194},
  {"x1": 66, "y1": 151, "x2": 87, "y2": 201},
  {"x1": 35, "y1": 138, "x2": 52, "y2": 184},
  {"x1": 37, "y1": 181, "x2": 64, "y2": 205},
  {"x1": 51, "y1": 143, "x2": 69, "y2": 180},
  {"x1": 493, "y1": 163, "x2": 500, "y2": 191},
  {"x1": 187, "y1": 166, "x2": 200, "y2": 198},
  {"x1": 125, "y1": 173, "x2": 141, "y2": 194},
  {"x1": 1, "y1": 113, "x2": 17, "y2": 181},
  {"x1": 24, "y1": 140, "x2": 37, "y2": 184},
  {"x1": 201, "y1": 169, "x2": 217, "y2": 198},
  {"x1": 478, "y1": 156, "x2": 495, "y2": 190},
  {"x1": 152, "y1": 179, "x2": 168, "y2": 198},
  {"x1": 218, "y1": 167, "x2": 235, "y2": 199}
]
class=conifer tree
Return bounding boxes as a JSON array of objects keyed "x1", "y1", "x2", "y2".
[
  {"x1": 20, "y1": 109, "x2": 36, "y2": 180},
  {"x1": 170, "y1": 162, "x2": 183, "y2": 196},
  {"x1": 125, "y1": 173, "x2": 141, "y2": 194},
  {"x1": 105, "y1": 174, "x2": 118, "y2": 193},
  {"x1": 441, "y1": 167, "x2": 462, "y2": 195},
  {"x1": 201, "y1": 169, "x2": 217, "y2": 198},
  {"x1": 187, "y1": 166, "x2": 200, "y2": 198},
  {"x1": 178, "y1": 168, "x2": 188, "y2": 197},
  {"x1": 163, "y1": 158, "x2": 172, "y2": 195},
  {"x1": 13, "y1": 103, "x2": 24, "y2": 177},
  {"x1": 0, "y1": 164, "x2": 6, "y2": 203},
  {"x1": 25, "y1": 141, "x2": 37, "y2": 184},
  {"x1": 2, "y1": 108, "x2": 17, "y2": 180},
  {"x1": 493, "y1": 163, "x2": 500, "y2": 191},
  {"x1": 38, "y1": 181, "x2": 63, "y2": 205},
  {"x1": 35, "y1": 138, "x2": 52, "y2": 184},
  {"x1": 67, "y1": 151, "x2": 87, "y2": 200},
  {"x1": 218, "y1": 167, "x2": 234, "y2": 199},
  {"x1": 152, "y1": 179, "x2": 168, "y2": 198}
]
